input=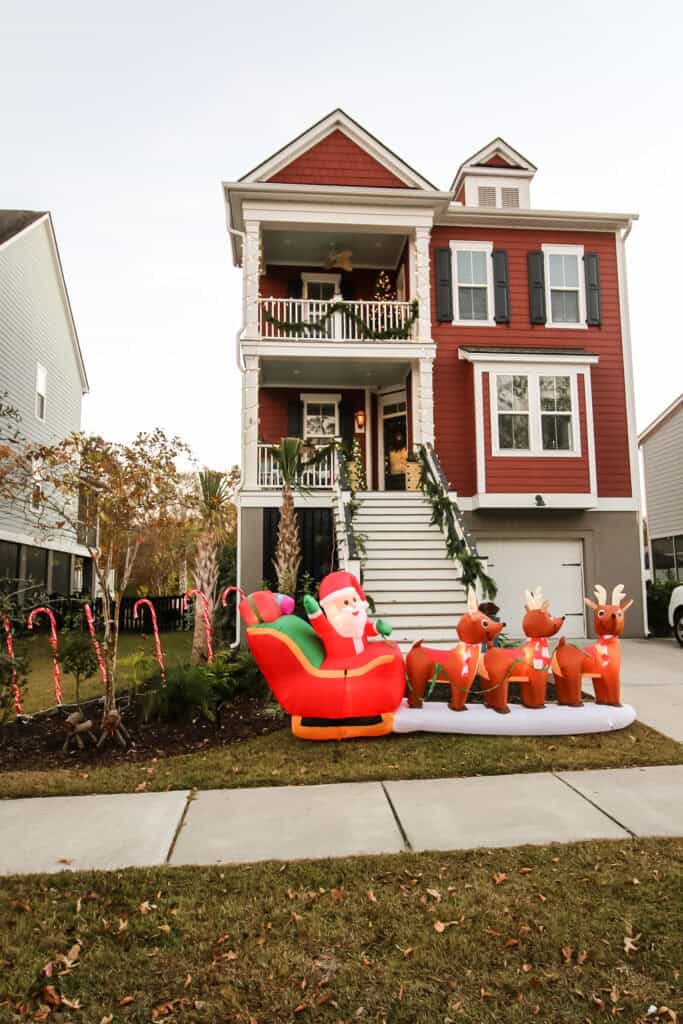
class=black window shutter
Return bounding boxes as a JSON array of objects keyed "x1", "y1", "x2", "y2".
[
  {"x1": 288, "y1": 278, "x2": 303, "y2": 299},
  {"x1": 492, "y1": 249, "x2": 510, "y2": 323},
  {"x1": 435, "y1": 248, "x2": 453, "y2": 322},
  {"x1": 527, "y1": 251, "x2": 546, "y2": 324},
  {"x1": 287, "y1": 399, "x2": 302, "y2": 437},
  {"x1": 339, "y1": 400, "x2": 355, "y2": 453},
  {"x1": 584, "y1": 253, "x2": 601, "y2": 325}
]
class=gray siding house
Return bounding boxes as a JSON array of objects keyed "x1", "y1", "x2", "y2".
[
  {"x1": 0, "y1": 210, "x2": 92, "y2": 598},
  {"x1": 639, "y1": 392, "x2": 683, "y2": 582}
]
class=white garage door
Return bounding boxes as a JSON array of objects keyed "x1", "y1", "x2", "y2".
[{"x1": 481, "y1": 539, "x2": 586, "y2": 639}]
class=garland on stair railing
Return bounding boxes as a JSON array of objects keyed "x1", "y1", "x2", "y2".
[
  {"x1": 417, "y1": 444, "x2": 498, "y2": 599},
  {"x1": 262, "y1": 299, "x2": 419, "y2": 341}
]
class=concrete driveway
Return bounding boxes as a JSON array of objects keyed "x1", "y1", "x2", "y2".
[{"x1": 620, "y1": 638, "x2": 683, "y2": 742}]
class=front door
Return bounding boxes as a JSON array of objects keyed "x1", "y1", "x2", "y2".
[{"x1": 382, "y1": 410, "x2": 408, "y2": 490}]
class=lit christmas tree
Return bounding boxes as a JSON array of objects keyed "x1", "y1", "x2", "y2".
[{"x1": 373, "y1": 270, "x2": 396, "y2": 302}]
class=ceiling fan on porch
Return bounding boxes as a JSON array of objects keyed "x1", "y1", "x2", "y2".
[{"x1": 324, "y1": 243, "x2": 353, "y2": 272}]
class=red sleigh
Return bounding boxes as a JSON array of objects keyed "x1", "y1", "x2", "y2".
[{"x1": 238, "y1": 592, "x2": 405, "y2": 740}]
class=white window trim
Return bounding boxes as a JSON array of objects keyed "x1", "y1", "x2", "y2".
[
  {"x1": 542, "y1": 244, "x2": 587, "y2": 330},
  {"x1": 490, "y1": 368, "x2": 582, "y2": 459},
  {"x1": 35, "y1": 362, "x2": 47, "y2": 422},
  {"x1": 301, "y1": 392, "x2": 341, "y2": 440},
  {"x1": 301, "y1": 272, "x2": 341, "y2": 299},
  {"x1": 449, "y1": 240, "x2": 496, "y2": 327}
]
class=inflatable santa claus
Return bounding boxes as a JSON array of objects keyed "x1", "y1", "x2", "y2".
[{"x1": 303, "y1": 570, "x2": 392, "y2": 669}]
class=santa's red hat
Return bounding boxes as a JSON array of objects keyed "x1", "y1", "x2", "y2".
[{"x1": 319, "y1": 570, "x2": 366, "y2": 608}]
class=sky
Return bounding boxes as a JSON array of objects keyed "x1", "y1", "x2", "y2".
[{"x1": 2, "y1": 0, "x2": 681, "y2": 472}]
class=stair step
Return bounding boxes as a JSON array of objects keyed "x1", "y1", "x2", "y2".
[
  {"x1": 364, "y1": 540, "x2": 446, "y2": 552},
  {"x1": 376, "y1": 613, "x2": 462, "y2": 628},
  {"x1": 365, "y1": 555, "x2": 451, "y2": 567},
  {"x1": 359, "y1": 527, "x2": 443, "y2": 538},
  {"x1": 365, "y1": 568, "x2": 459, "y2": 581},
  {"x1": 355, "y1": 513, "x2": 434, "y2": 524},
  {"x1": 365, "y1": 578, "x2": 464, "y2": 593}
]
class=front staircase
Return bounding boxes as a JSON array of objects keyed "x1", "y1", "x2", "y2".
[{"x1": 355, "y1": 491, "x2": 468, "y2": 650}]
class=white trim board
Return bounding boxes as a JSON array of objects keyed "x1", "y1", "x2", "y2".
[{"x1": 455, "y1": 495, "x2": 640, "y2": 512}]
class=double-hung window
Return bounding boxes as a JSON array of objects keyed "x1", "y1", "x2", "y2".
[
  {"x1": 302, "y1": 393, "x2": 340, "y2": 444},
  {"x1": 450, "y1": 241, "x2": 495, "y2": 325},
  {"x1": 542, "y1": 245, "x2": 586, "y2": 327},
  {"x1": 35, "y1": 363, "x2": 47, "y2": 421},
  {"x1": 492, "y1": 371, "x2": 580, "y2": 456}
]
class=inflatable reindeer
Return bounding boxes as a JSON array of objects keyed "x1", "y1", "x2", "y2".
[
  {"x1": 552, "y1": 584, "x2": 632, "y2": 707},
  {"x1": 406, "y1": 588, "x2": 505, "y2": 711},
  {"x1": 480, "y1": 587, "x2": 565, "y2": 714}
]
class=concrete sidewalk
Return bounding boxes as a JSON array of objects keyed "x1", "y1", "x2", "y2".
[{"x1": 1, "y1": 765, "x2": 682, "y2": 876}]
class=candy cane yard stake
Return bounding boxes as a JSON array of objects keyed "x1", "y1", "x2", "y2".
[
  {"x1": 27, "y1": 607, "x2": 62, "y2": 705},
  {"x1": 184, "y1": 589, "x2": 213, "y2": 665},
  {"x1": 2, "y1": 614, "x2": 22, "y2": 715},
  {"x1": 221, "y1": 585, "x2": 246, "y2": 607},
  {"x1": 84, "y1": 604, "x2": 108, "y2": 687},
  {"x1": 133, "y1": 598, "x2": 166, "y2": 685}
]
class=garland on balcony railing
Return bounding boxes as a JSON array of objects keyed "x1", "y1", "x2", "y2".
[
  {"x1": 261, "y1": 299, "x2": 419, "y2": 341},
  {"x1": 417, "y1": 445, "x2": 498, "y2": 599}
]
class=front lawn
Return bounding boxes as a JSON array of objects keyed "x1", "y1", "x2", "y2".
[
  {"x1": 1, "y1": 718, "x2": 681, "y2": 800},
  {"x1": 1, "y1": 839, "x2": 680, "y2": 1023}
]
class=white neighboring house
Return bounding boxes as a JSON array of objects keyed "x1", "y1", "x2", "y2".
[
  {"x1": 0, "y1": 210, "x2": 94, "y2": 599},
  {"x1": 638, "y1": 392, "x2": 683, "y2": 583}
]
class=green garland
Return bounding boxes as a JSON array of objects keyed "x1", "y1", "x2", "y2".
[
  {"x1": 417, "y1": 446, "x2": 498, "y2": 599},
  {"x1": 262, "y1": 299, "x2": 419, "y2": 341}
]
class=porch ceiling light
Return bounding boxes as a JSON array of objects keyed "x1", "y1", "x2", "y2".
[{"x1": 354, "y1": 409, "x2": 366, "y2": 432}]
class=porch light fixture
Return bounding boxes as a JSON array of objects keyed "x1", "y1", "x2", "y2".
[{"x1": 354, "y1": 410, "x2": 366, "y2": 433}]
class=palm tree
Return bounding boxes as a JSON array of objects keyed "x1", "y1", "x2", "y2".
[
  {"x1": 191, "y1": 469, "x2": 235, "y2": 664},
  {"x1": 271, "y1": 437, "x2": 333, "y2": 597}
]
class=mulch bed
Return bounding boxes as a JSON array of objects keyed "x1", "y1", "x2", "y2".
[{"x1": 0, "y1": 691, "x2": 286, "y2": 773}]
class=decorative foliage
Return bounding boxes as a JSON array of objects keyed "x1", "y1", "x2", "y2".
[
  {"x1": 417, "y1": 445, "x2": 497, "y2": 599},
  {"x1": 262, "y1": 299, "x2": 419, "y2": 340},
  {"x1": 348, "y1": 436, "x2": 367, "y2": 491}
]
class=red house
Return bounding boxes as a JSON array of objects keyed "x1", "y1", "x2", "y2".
[{"x1": 223, "y1": 110, "x2": 644, "y2": 643}]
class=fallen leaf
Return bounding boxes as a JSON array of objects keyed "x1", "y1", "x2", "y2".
[
  {"x1": 493, "y1": 873, "x2": 508, "y2": 886},
  {"x1": 226, "y1": 950, "x2": 239, "y2": 961},
  {"x1": 505, "y1": 938, "x2": 520, "y2": 948},
  {"x1": 134, "y1": 781, "x2": 149, "y2": 793},
  {"x1": 66, "y1": 944, "x2": 81, "y2": 964},
  {"x1": 75, "y1": 897, "x2": 82, "y2": 914},
  {"x1": 426, "y1": 888, "x2": 442, "y2": 902},
  {"x1": 41, "y1": 985, "x2": 62, "y2": 1007},
  {"x1": 119, "y1": 995, "x2": 135, "y2": 1005},
  {"x1": 10, "y1": 898, "x2": 31, "y2": 913},
  {"x1": 61, "y1": 996, "x2": 81, "y2": 1009},
  {"x1": 99, "y1": 1016, "x2": 113, "y2": 1024},
  {"x1": 577, "y1": 949, "x2": 588, "y2": 964},
  {"x1": 434, "y1": 920, "x2": 457, "y2": 933},
  {"x1": 522, "y1": 963, "x2": 532, "y2": 973},
  {"x1": 57, "y1": 858, "x2": 74, "y2": 865},
  {"x1": 402, "y1": 947, "x2": 414, "y2": 958},
  {"x1": 158, "y1": 924, "x2": 171, "y2": 934},
  {"x1": 538, "y1": 893, "x2": 547, "y2": 903},
  {"x1": 519, "y1": 867, "x2": 533, "y2": 875},
  {"x1": 561, "y1": 946, "x2": 574, "y2": 963},
  {"x1": 367, "y1": 889, "x2": 378, "y2": 903},
  {"x1": 623, "y1": 933, "x2": 640, "y2": 955},
  {"x1": 184, "y1": 975, "x2": 192, "y2": 989}
]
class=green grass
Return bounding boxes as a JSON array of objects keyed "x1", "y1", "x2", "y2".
[
  {"x1": 15, "y1": 632, "x2": 193, "y2": 712},
  {"x1": 1, "y1": 839, "x2": 681, "y2": 1023},
  {"x1": 2, "y1": 719, "x2": 681, "y2": 800}
]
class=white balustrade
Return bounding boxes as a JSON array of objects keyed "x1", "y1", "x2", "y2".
[
  {"x1": 258, "y1": 298, "x2": 416, "y2": 342},
  {"x1": 257, "y1": 444, "x2": 336, "y2": 489}
]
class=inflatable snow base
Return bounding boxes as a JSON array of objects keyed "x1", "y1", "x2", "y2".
[{"x1": 392, "y1": 699, "x2": 636, "y2": 736}]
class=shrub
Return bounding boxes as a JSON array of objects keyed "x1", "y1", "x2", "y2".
[
  {"x1": 208, "y1": 649, "x2": 268, "y2": 704},
  {"x1": 646, "y1": 578, "x2": 676, "y2": 637},
  {"x1": 60, "y1": 630, "x2": 99, "y2": 706},
  {"x1": 143, "y1": 665, "x2": 217, "y2": 723}
]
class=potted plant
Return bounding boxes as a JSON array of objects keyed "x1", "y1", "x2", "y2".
[{"x1": 405, "y1": 451, "x2": 421, "y2": 491}]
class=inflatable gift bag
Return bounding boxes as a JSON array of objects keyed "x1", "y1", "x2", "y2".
[{"x1": 235, "y1": 584, "x2": 405, "y2": 741}]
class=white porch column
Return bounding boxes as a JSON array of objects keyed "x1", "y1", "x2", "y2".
[
  {"x1": 411, "y1": 355, "x2": 435, "y2": 447},
  {"x1": 413, "y1": 226, "x2": 432, "y2": 342},
  {"x1": 242, "y1": 354, "x2": 260, "y2": 487},
  {"x1": 243, "y1": 218, "x2": 261, "y2": 340}
]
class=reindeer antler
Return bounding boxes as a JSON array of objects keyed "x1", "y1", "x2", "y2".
[
  {"x1": 466, "y1": 587, "x2": 479, "y2": 615},
  {"x1": 593, "y1": 584, "x2": 607, "y2": 606},
  {"x1": 525, "y1": 586, "x2": 545, "y2": 610},
  {"x1": 611, "y1": 584, "x2": 626, "y2": 606}
]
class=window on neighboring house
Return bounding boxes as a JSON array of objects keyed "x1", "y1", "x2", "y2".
[
  {"x1": 543, "y1": 246, "x2": 586, "y2": 326},
  {"x1": 35, "y1": 363, "x2": 47, "y2": 421},
  {"x1": 450, "y1": 241, "x2": 494, "y2": 325},
  {"x1": 540, "y1": 375, "x2": 573, "y2": 450},
  {"x1": 496, "y1": 374, "x2": 530, "y2": 450},
  {"x1": 302, "y1": 394, "x2": 340, "y2": 443},
  {"x1": 491, "y1": 370, "x2": 580, "y2": 456}
]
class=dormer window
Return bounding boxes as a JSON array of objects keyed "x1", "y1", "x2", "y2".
[
  {"x1": 450, "y1": 138, "x2": 536, "y2": 210},
  {"x1": 501, "y1": 187, "x2": 520, "y2": 208}
]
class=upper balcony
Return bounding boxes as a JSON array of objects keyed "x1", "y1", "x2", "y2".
[{"x1": 259, "y1": 297, "x2": 418, "y2": 343}]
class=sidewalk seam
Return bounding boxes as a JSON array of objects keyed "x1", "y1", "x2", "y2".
[
  {"x1": 552, "y1": 772, "x2": 636, "y2": 839},
  {"x1": 381, "y1": 782, "x2": 412, "y2": 852},
  {"x1": 165, "y1": 790, "x2": 194, "y2": 864}
]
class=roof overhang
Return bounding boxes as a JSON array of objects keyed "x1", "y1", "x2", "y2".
[
  {"x1": 438, "y1": 206, "x2": 638, "y2": 233},
  {"x1": 638, "y1": 392, "x2": 683, "y2": 445},
  {"x1": 459, "y1": 346, "x2": 600, "y2": 366}
]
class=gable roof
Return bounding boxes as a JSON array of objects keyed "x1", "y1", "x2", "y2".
[
  {"x1": 0, "y1": 210, "x2": 88, "y2": 393},
  {"x1": 0, "y1": 210, "x2": 45, "y2": 247},
  {"x1": 638, "y1": 392, "x2": 683, "y2": 445},
  {"x1": 239, "y1": 108, "x2": 437, "y2": 191},
  {"x1": 450, "y1": 137, "x2": 537, "y2": 192}
]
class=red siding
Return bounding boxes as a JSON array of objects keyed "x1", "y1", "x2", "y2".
[
  {"x1": 430, "y1": 226, "x2": 631, "y2": 498},
  {"x1": 259, "y1": 387, "x2": 368, "y2": 461},
  {"x1": 483, "y1": 372, "x2": 591, "y2": 493},
  {"x1": 267, "y1": 130, "x2": 408, "y2": 188},
  {"x1": 260, "y1": 265, "x2": 392, "y2": 301},
  {"x1": 484, "y1": 154, "x2": 514, "y2": 168}
]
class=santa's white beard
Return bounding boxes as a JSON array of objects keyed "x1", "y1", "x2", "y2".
[{"x1": 327, "y1": 602, "x2": 368, "y2": 639}]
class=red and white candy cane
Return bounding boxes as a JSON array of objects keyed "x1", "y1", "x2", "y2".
[
  {"x1": 2, "y1": 614, "x2": 22, "y2": 715},
  {"x1": 84, "y1": 604, "x2": 108, "y2": 687},
  {"x1": 133, "y1": 598, "x2": 166, "y2": 685},
  {"x1": 27, "y1": 607, "x2": 62, "y2": 705},
  {"x1": 184, "y1": 589, "x2": 213, "y2": 665},
  {"x1": 221, "y1": 585, "x2": 246, "y2": 607}
]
